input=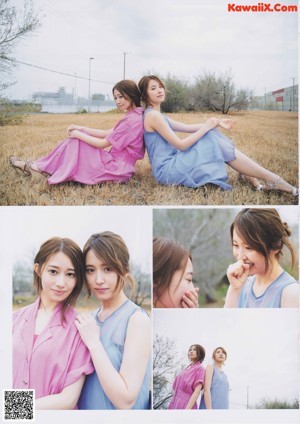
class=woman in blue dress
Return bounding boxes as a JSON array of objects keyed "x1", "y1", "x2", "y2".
[
  {"x1": 138, "y1": 76, "x2": 298, "y2": 195},
  {"x1": 200, "y1": 347, "x2": 229, "y2": 409},
  {"x1": 224, "y1": 208, "x2": 298, "y2": 308},
  {"x1": 75, "y1": 231, "x2": 151, "y2": 409}
]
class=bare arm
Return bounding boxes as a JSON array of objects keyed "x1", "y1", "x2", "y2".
[
  {"x1": 144, "y1": 110, "x2": 219, "y2": 151},
  {"x1": 75, "y1": 311, "x2": 151, "y2": 409},
  {"x1": 185, "y1": 383, "x2": 202, "y2": 409},
  {"x1": 68, "y1": 129, "x2": 112, "y2": 149},
  {"x1": 167, "y1": 117, "x2": 236, "y2": 133},
  {"x1": 280, "y1": 283, "x2": 299, "y2": 308},
  {"x1": 203, "y1": 364, "x2": 214, "y2": 409},
  {"x1": 35, "y1": 376, "x2": 85, "y2": 410},
  {"x1": 67, "y1": 125, "x2": 113, "y2": 138},
  {"x1": 167, "y1": 117, "x2": 208, "y2": 133}
]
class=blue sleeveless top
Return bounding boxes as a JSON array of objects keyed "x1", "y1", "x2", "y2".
[
  {"x1": 199, "y1": 366, "x2": 229, "y2": 409},
  {"x1": 78, "y1": 299, "x2": 151, "y2": 409},
  {"x1": 143, "y1": 108, "x2": 236, "y2": 190},
  {"x1": 238, "y1": 271, "x2": 297, "y2": 308}
]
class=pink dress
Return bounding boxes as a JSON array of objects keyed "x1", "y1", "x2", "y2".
[
  {"x1": 168, "y1": 362, "x2": 205, "y2": 409},
  {"x1": 13, "y1": 298, "x2": 94, "y2": 401},
  {"x1": 35, "y1": 107, "x2": 145, "y2": 185}
]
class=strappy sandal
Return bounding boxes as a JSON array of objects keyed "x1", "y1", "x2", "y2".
[
  {"x1": 238, "y1": 173, "x2": 264, "y2": 191},
  {"x1": 264, "y1": 175, "x2": 299, "y2": 196},
  {"x1": 9, "y1": 156, "x2": 32, "y2": 177},
  {"x1": 25, "y1": 159, "x2": 49, "y2": 178}
]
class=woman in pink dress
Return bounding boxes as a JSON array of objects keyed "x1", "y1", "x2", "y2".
[
  {"x1": 9, "y1": 80, "x2": 144, "y2": 185},
  {"x1": 13, "y1": 237, "x2": 94, "y2": 409},
  {"x1": 168, "y1": 344, "x2": 206, "y2": 409}
]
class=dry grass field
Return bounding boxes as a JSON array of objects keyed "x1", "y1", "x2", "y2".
[{"x1": 0, "y1": 110, "x2": 298, "y2": 205}]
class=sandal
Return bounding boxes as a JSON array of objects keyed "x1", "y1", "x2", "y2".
[
  {"x1": 264, "y1": 175, "x2": 299, "y2": 196},
  {"x1": 9, "y1": 156, "x2": 31, "y2": 177},
  {"x1": 26, "y1": 159, "x2": 49, "y2": 178},
  {"x1": 238, "y1": 173, "x2": 264, "y2": 191}
]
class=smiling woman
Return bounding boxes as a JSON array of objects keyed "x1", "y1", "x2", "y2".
[
  {"x1": 224, "y1": 208, "x2": 299, "y2": 308},
  {"x1": 12, "y1": 237, "x2": 94, "y2": 409}
]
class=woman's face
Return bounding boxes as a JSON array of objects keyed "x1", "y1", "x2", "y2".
[
  {"x1": 158, "y1": 258, "x2": 194, "y2": 308},
  {"x1": 214, "y1": 348, "x2": 226, "y2": 364},
  {"x1": 36, "y1": 251, "x2": 77, "y2": 307},
  {"x1": 232, "y1": 229, "x2": 268, "y2": 276},
  {"x1": 113, "y1": 88, "x2": 133, "y2": 112},
  {"x1": 188, "y1": 345, "x2": 198, "y2": 362},
  {"x1": 85, "y1": 249, "x2": 120, "y2": 301},
  {"x1": 146, "y1": 79, "x2": 165, "y2": 106}
]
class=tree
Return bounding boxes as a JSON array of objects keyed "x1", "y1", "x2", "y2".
[
  {"x1": 252, "y1": 397, "x2": 299, "y2": 409},
  {"x1": 153, "y1": 334, "x2": 185, "y2": 409},
  {"x1": 125, "y1": 263, "x2": 151, "y2": 307},
  {"x1": 193, "y1": 70, "x2": 252, "y2": 114},
  {"x1": 153, "y1": 209, "x2": 236, "y2": 303},
  {"x1": 161, "y1": 74, "x2": 189, "y2": 113},
  {"x1": 0, "y1": 0, "x2": 40, "y2": 91}
]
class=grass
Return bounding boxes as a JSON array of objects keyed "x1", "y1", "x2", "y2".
[{"x1": 0, "y1": 110, "x2": 298, "y2": 205}]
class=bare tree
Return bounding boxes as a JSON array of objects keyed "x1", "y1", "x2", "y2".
[
  {"x1": 153, "y1": 334, "x2": 185, "y2": 409},
  {"x1": 0, "y1": 0, "x2": 40, "y2": 90},
  {"x1": 193, "y1": 70, "x2": 252, "y2": 114},
  {"x1": 126, "y1": 263, "x2": 151, "y2": 306},
  {"x1": 153, "y1": 209, "x2": 236, "y2": 303}
]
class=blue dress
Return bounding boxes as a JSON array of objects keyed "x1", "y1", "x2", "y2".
[
  {"x1": 143, "y1": 108, "x2": 236, "y2": 190},
  {"x1": 199, "y1": 366, "x2": 229, "y2": 409},
  {"x1": 78, "y1": 299, "x2": 151, "y2": 410},
  {"x1": 238, "y1": 271, "x2": 298, "y2": 308}
]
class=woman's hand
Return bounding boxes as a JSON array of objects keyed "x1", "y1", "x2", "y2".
[
  {"x1": 75, "y1": 312, "x2": 100, "y2": 350},
  {"x1": 205, "y1": 117, "x2": 220, "y2": 130},
  {"x1": 226, "y1": 259, "x2": 250, "y2": 289},
  {"x1": 181, "y1": 287, "x2": 199, "y2": 308},
  {"x1": 67, "y1": 125, "x2": 82, "y2": 136},
  {"x1": 218, "y1": 119, "x2": 236, "y2": 130},
  {"x1": 68, "y1": 129, "x2": 81, "y2": 139}
]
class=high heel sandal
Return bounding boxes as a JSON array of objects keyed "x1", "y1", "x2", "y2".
[
  {"x1": 264, "y1": 175, "x2": 299, "y2": 196},
  {"x1": 9, "y1": 156, "x2": 32, "y2": 177},
  {"x1": 238, "y1": 173, "x2": 264, "y2": 191}
]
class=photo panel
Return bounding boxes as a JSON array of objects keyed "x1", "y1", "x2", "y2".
[
  {"x1": 152, "y1": 206, "x2": 299, "y2": 308},
  {"x1": 153, "y1": 308, "x2": 299, "y2": 420},
  {"x1": 0, "y1": 206, "x2": 153, "y2": 421}
]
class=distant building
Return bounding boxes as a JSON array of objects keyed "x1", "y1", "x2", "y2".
[
  {"x1": 250, "y1": 84, "x2": 298, "y2": 111},
  {"x1": 32, "y1": 87, "x2": 74, "y2": 105},
  {"x1": 31, "y1": 86, "x2": 115, "y2": 113},
  {"x1": 92, "y1": 93, "x2": 105, "y2": 101}
]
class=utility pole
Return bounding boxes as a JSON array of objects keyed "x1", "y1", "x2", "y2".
[
  {"x1": 123, "y1": 52, "x2": 129, "y2": 79},
  {"x1": 88, "y1": 57, "x2": 94, "y2": 111}
]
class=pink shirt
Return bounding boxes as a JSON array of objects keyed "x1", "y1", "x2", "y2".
[
  {"x1": 13, "y1": 298, "x2": 93, "y2": 399},
  {"x1": 168, "y1": 362, "x2": 206, "y2": 409},
  {"x1": 107, "y1": 107, "x2": 145, "y2": 162}
]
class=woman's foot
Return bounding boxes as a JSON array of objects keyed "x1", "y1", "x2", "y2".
[
  {"x1": 264, "y1": 175, "x2": 299, "y2": 196},
  {"x1": 9, "y1": 156, "x2": 31, "y2": 177},
  {"x1": 238, "y1": 173, "x2": 264, "y2": 191}
]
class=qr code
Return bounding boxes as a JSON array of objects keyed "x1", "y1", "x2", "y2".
[{"x1": 3, "y1": 390, "x2": 35, "y2": 421}]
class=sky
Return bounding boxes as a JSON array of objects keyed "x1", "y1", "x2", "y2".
[
  {"x1": 154, "y1": 308, "x2": 299, "y2": 409},
  {"x1": 5, "y1": 0, "x2": 298, "y2": 100},
  {"x1": 0, "y1": 206, "x2": 152, "y2": 272}
]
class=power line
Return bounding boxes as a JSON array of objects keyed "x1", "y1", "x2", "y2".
[{"x1": 6, "y1": 57, "x2": 114, "y2": 85}]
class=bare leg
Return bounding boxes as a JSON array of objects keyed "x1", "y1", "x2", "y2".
[{"x1": 228, "y1": 149, "x2": 298, "y2": 194}]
